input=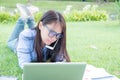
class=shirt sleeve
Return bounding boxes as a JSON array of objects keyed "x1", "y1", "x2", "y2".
[
  {"x1": 16, "y1": 29, "x2": 33, "y2": 69},
  {"x1": 17, "y1": 52, "x2": 31, "y2": 69}
]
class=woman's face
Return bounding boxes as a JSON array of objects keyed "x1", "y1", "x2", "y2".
[{"x1": 39, "y1": 22, "x2": 62, "y2": 45}]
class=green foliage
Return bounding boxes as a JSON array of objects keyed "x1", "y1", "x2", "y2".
[
  {"x1": 60, "y1": 0, "x2": 115, "y2": 1},
  {"x1": 115, "y1": 1, "x2": 120, "y2": 21},
  {"x1": 0, "y1": 11, "x2": 43, "y2": 23},
  {"x1": 0, "y1": 10, "x2": 108, "y2": 23},
  {"x1": 0, "y1": 12, "x2": 43, "y2": 23},
  {"x1": 0, "y1": 12, "x2": 19, "y2": 24},
  {"x1": 64, "y1": 10, "x2": 108, "y2": 22},
  {"x1": 115, "y1": 1, "x2": 120, "y2": 11},
  {"x1": 34, "y1": 12, "x2": 43, "y2": 23}
]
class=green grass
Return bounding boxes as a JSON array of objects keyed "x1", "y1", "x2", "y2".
[
  {"x1": 0, "y1": 0, "x2": 118, "y2": 14},
  {"x1": 0, "y1": 23, "x2": 23, "y2": 80},
  {"x1": 0, "y1": 21, "x2": 120, "y2": 80},
  {"x1": 67, "y1": 21, "x2": 120, "y2": 78}
]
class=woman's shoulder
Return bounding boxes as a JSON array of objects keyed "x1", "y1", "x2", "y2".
[{"x1": 20, "y1": 28, "x2": 36, "y2": 38}]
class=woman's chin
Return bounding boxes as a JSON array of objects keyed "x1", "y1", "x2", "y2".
[{"x1": 45, "y1": 41, "x2": 51, "y2": 45}]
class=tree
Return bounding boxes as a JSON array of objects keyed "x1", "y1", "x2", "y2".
[
  {"x1": 116, "y1": 0, "x2": 119, "y2": 2},
  {"x1": 27, "y1": 0, "x2": 31, "y2": 5},
  {"x1": 115, "y1": 1, "x2": 120, "y2": 23},
  {"x1": 104, "y1": 0, "x2": 108, "y2": 2}
]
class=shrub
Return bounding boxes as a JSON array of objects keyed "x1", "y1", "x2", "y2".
[
  {"x1": 0, "y1": 11, "x2": 43, "y2": 24},
  {"x1": 0, "y1": 10, "x2": 108, "y2": 23},
  {"x1": 0, "y1": 12, "x2": 19, "y2": 23},
  {"x1": 34, "y1": 12, "x2": 43, "y2": 23},
  {"x1": 64, "y1": 10, "x2": 108, "y2": 22}
]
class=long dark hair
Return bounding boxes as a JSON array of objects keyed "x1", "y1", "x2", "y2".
[{"x1": 34, "y1": 10, "x2": 70, "y2": 62}]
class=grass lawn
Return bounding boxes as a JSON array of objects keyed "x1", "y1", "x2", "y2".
[
  {"x1": 0, "y1": 0, "x2": 118, "y2": 14},
  {"x1": 0, "y1": 21, "x2": 120, "y2": 80}
]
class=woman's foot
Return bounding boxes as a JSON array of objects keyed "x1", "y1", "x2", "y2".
[
  {"x1": 26, "y1": 5, "x2": 39, "y2": 16},
  {"x1": 16, "y1": 3, "x2": 31, "y2": 19},
  {"x1": 16, "y1": 3, "x2": 39, "y2": 19}
]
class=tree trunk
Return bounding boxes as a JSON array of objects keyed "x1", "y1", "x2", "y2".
[
  {"x1": 96, "y1": 0, "x2": 100, "y2": 3},
  {"x1": 104, "y1": 0, "x2": 109, "y2": 2},
  {"x1": 82, "y1": 0, "x2": 86, "y2": 1},
  {"x1": 28, "y1": 0, "x2": 31, "y2": 5}
]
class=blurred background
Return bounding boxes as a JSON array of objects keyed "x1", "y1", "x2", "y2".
[{"x1": 0, "y1": 0, "x2": 120, "y2": 23}]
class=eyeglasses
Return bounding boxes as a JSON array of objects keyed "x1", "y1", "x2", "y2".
[{"x1": 44, "y1": 25, "x2": 63, "y2": 39}]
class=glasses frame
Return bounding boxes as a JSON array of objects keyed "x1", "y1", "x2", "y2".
[{"x1": 44, "y1": 25, "x2": 63, "y2": 39}]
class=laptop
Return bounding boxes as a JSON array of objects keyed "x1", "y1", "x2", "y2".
[{"x1": 23, "y1": 62, "x2": 86, "y2": 80}]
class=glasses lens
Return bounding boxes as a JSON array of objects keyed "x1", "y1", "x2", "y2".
[
  {"x1": 49, "y1": 31, "x2": 56, "y2": 38},
  {"x1": 45, "y1": 25, "x2": 63, "y2": 39},
  {"x1": 56, "y1": 34, "x2": 63, "y2": 39},
  {"x1": 49, "y1": 31, "x2": 63, "y2": 39}
]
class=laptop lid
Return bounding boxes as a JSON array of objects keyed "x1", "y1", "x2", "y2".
[{"x1": 23, "y1": 62, "x2": 86, "y2": 80}]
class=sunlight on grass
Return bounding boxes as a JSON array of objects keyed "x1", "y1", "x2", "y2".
[
  {"x1": 66, "y1": 21, "x2": 120, "y2": 78},
  {"x1": 0, "y1": 21, "x2": 120, "y2": 80}
]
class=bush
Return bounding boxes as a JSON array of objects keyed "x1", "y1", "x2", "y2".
[
  {"x1": 0, "y1": 10, "x2": 108, "y2": 23},
  {"x1": 0, "y1": 12, "x2": 19, "y2": 24},
  {"x1": 0, "y1": 11, "x2": 43, "y2": 24},
  {"x1": 64, "y1": 10, "x2": 108, "y2": 22},
  {"x1": 34, "y1": 12, "x2": 43, "y2": 23}
]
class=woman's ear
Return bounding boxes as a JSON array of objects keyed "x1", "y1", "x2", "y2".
[{"x1": 39, "y1": 22, "x2": 43, "y2": 30}]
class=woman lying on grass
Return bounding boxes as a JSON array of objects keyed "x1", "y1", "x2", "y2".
[{"x1": 7, "y1": 4, "x2": 70, "y2": 69}]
